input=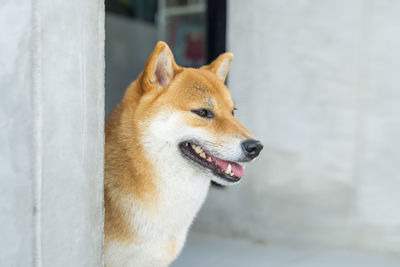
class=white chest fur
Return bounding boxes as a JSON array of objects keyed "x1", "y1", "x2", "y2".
[
  {"x1": 105, "y1": 113, "x2": 212, "y2": 267},
  {"x1": 105, "y1": 166, "x2": 210, "y2": 267}
]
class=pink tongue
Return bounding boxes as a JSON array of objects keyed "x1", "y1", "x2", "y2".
[{"x1": 213, "y1": 157, "x2": 244, "y2": 178}]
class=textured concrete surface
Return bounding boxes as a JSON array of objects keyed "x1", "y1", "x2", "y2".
[
  {"x1": 0, "y1": 1, "x2": 34, "y2": 265},
  {"x1": 193, "y1": 0, "x2": 400, "y2": 253},
  {"x1": 172, "y1": 233, "x2": 400, "y2": 267},
  {"x1": 0, "y1": 0, "x2": 104, "y2": 266}
]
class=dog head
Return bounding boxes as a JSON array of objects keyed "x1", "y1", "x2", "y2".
[{"x1": 131, "y1": 42, "x2": 263, "y2": 185}]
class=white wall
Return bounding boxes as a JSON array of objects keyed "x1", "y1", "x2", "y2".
[
  {"x1": 193, "y1": 0, "x2": 400, "y2": 253},
  {"x1": 0, "y1": 0, "x2": 104, "y2": 266}
]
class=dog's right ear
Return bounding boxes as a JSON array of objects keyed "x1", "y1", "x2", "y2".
[
  {"x1": 201, "y1": 52, "x2": 233, "y2": 83},
  {"x1": 141, "y1": 41, "x2": 180, "y2": 93}
]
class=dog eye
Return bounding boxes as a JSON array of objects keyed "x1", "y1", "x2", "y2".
[{"x1": 191, "y1": 109, "x2": 214, "y2": 119}]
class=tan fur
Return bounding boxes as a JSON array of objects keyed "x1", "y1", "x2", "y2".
[
  {"x1": 165, "y1": 237, "x2": 178, "y2": 261},
  {"x1": 105, "y1": 41, "x2": 255, "y2": 266}
]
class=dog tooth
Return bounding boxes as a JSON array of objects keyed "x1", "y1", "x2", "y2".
[
  {"x1": 200, "y1": 152, "x2": 206, "y2": 158},
  {"x1": 230, "y1": 172, "x2": 234, "y2": 176},
  {"x1": 207, "y1": 157, "x2": 212, "y2": 162},
  {"x1": 225, "y1": 164, "x2": 232, "y2": 174}
]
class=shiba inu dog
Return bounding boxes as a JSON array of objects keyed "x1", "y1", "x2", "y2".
[{"x1": 104, "y1": 41, "x2": 263, "y2": 267}]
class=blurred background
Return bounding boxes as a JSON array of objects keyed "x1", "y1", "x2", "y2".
[
  {"x1": 105, "y1": 0, "x2": 226, "y2": 116},
  {"x1": 105, "y1": 0, "x2": 400, "y2": 266}
]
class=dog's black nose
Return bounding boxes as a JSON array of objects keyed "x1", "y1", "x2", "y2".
[{"x1": 241, "y1": 139, "x2": 263, "y2": 160}]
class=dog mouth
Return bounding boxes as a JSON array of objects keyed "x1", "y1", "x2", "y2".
[{"x1": 179, "y1": 141, "x2": 244, "y2": 183}]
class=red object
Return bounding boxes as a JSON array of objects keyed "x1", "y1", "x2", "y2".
[{"x1": 185, "y1": 33, "x2": 205, "y2": 61}]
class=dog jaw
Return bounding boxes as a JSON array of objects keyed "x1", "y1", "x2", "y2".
[{"x1": 142, "y1": 111, "x2": 248, "y2": 186}]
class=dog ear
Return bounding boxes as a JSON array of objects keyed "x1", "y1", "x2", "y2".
[
  {"x1": 141, "y1": 41, "x2": 180, "y2": 92},
  {"x1": 201, "y1": 52, "x2": 234, "y2": 82}
]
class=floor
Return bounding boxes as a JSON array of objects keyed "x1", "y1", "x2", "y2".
[{"x1": 172, "y1": 232, "x2": 400, "y2": 267}]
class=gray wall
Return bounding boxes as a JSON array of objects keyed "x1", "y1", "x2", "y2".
[
  {"x1": 194, "y1": 0, "x2": 400, "y2": 253},
  {"x1": 0, "y1": 0, "x2": 104, "y2": 266}
]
